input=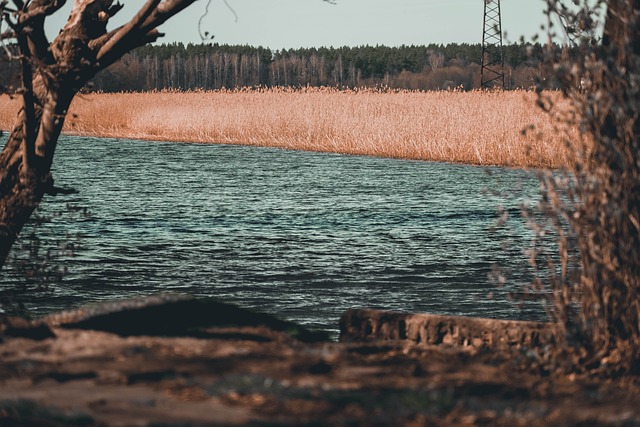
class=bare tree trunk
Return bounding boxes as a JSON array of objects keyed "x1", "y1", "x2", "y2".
[
  {"x1": 0, "y1": 0, "x2": 199, "y2": 271},
  {"x1": 0, "y1": 84, "x2": 73, "y2": 267}
]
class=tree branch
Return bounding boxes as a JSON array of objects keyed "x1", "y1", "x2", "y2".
[
  {"x1": 20, "y1": 0, "x2": 67, "y2": 23},
  {"x1": 106, "y1": 1, "x2": 123, "y2": 18},
  {"x1": 96, "y1": 0, "x2": 161, "y2": 62},
  {"x1": 16, "y1": 0, "x2": 67, "y2": 64},
  {"x1": 138, "y1": 0, "x2": 199, "y2": 35}
]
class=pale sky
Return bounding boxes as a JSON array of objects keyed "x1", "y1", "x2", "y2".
[{"x1": 45, "y1": 0, "x2": 549, "y2": 50}]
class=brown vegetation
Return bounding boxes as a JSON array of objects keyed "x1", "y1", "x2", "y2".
[
  {"x1": 0, "y1": 88, "x2": 579, "y2": 168},
  {"x1": 529, "y1": 0, "x2": 640, "y2": 374}
]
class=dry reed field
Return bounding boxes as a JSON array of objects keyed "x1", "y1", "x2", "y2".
[{"x1": 0, "y1": 88, "x2": 577, "y2": 168}]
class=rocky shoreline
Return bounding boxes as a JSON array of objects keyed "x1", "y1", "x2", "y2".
[{"x1": 1, "y1": 295, "x2": 639, "y2": 426}]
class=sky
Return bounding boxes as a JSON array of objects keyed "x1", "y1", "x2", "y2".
[{"x1": 45, "y1": 0, "x2": 550, "y2": 50}]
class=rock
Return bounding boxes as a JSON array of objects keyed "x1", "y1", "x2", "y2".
[
  {"x1": 340, "y1": 308, "x2": 558, "y2": 350},
  {"x1": 42, "y1": 294, "x2": 329, "y2": 343}
]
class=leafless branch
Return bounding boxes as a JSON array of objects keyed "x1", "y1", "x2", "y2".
[
  {"x1": 19, "y1": 0, "x2": 67, "y2": 23},
  {"x1": 138, "y1": 0, "x2": 199, "y2": 34},
  {"x1": 198, "y1": 0, "x2": 213, "y2": 40},
  {"x1": 97, "y1": 0, "x2": 162, "y2": 61},
  {"x1": 222, "y1": 0, "x2": 237, "y2": 22}
]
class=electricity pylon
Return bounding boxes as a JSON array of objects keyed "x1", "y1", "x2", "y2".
[{"x1": 481, "y1": 0, "x2": 505, "y2": 89}]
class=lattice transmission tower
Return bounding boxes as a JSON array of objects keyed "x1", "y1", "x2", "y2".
[{"x1": 481, "y1": 0, "x2": 505, "y2": 89}]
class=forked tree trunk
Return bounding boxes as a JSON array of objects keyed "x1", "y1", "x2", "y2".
[{"x1": 0, "y1": 0, "x2": 198, "y2": 270}]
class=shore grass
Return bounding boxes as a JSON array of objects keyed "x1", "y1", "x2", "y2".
[{"x1": 0, "y1": 88, "x2": 578, "y2": 168}]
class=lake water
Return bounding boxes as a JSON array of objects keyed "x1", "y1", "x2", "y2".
[{"x1": 2, "y1": 136, "x2": 546, "y2": 336}]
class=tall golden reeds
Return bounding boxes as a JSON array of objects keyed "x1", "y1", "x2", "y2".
[{"x1": 0, "y1": 87, "x2": 577, "y2": 168}]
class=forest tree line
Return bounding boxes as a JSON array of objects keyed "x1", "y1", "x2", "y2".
[{"x1": 1, "y1": 42, "x2": 551, "y2": 92}]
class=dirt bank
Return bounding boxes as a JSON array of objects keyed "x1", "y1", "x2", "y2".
[{"x1": 1, "y1": 295, "x2": 638, "y2": 426}]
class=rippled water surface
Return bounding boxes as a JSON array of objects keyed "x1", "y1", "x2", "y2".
[{"x1": 3, "y1": 136, "x2": 545, "y2": 335}]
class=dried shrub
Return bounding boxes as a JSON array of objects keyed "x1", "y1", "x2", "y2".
[{"x1": 531, "y1": 0, "x2": 640, "y2": 375}]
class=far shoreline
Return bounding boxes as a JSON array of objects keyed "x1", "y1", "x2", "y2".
[{"x1": 0, "y1": 88, "x2": 581, "y2": 169}]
